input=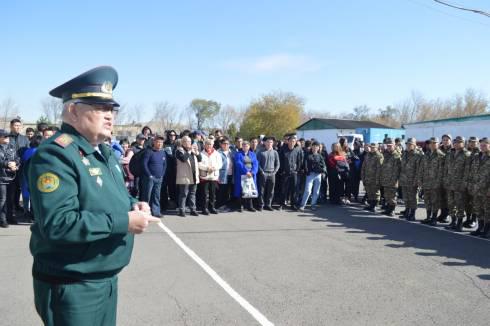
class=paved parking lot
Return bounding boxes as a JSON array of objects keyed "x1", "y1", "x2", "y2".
[{"x1": 1, "y1": 203, "x2": 489, "y2": 325}]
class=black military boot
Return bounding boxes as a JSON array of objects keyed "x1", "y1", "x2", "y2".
[
  {"x1": 445, "y1": 215, "x2": 457, "y2": 229},
  {"x1": 368, "y1": 201, "x2": 377, "y2": 213},
  {"x1": 480, "y1": 224, "x2": 490, "y2": 239},
  {"x1": 383, "y1": 205, "x2": 395, "y2": 217},
  {"x1": 421, "y1": 209, "x2": 432, "y2": 224},
  {"x1": 463, "y1": 214, "x2": 477, "y2": 228},
  {"x1": 454, "y1": 217, "x2": 464, "y2": 232},
  {"x1": 428, "y1": 212, "x2": 438, "y2": 226},
  {"x1": 470, "y1": 219, "x2": 485, "y2": 236},
  {"x1": 407, "y1": 208, "x2": 416, "y2": 221},
  {"x1": 399, "y1": 209, "x2": 409, "y2": 219},
  {"x1": 363, "y1": 200, "x2": 371, "y2": 210},
  {"x1": 437, "y1": 208, "x2": 449, "y2": 223}
]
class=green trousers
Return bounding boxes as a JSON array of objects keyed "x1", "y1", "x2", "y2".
[{"x1": 33, "y1": 276, "x2": 118, "y2": 326}]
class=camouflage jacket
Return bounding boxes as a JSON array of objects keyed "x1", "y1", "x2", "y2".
[
  {"x1": 379, "y1": 150, "x2": 401, "y2": 187},
  {"x1": 464, "y1": 148, "x2": 481, "y2": 188},
  {"x1": 419, "y1": 149, "x2": 445, "y2": 189},
  {"x1": 399, "y1": 149, "x2": 423, "y2": 187},
  {"x1": 444, "y1": 148, "x2": 470, "y2": 191},
  {"x1": 471, "y1": 151, "x2": 490, "y2": 196},
  {"x1": 361, "y1": 151, "x2": 383, "y2": 186}
]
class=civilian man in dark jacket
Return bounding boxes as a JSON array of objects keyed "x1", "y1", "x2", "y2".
[
  {"x1": 141, "y1": 136, "x2": 167, "y2": 217},
  {"x1": 0, "y1": 129, "x2": 20, "y2": 227},
  {"x1": 257, "y1": 137, "x2": 280, "y2": 211},
  {"x1": 278, "y1": 135, "x2": 303, "y2": 210},
  {"x1": 9, "y1": 118, "x2": 29, "y2": 216}
]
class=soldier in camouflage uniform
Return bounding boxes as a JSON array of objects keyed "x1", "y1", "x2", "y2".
[
  {"x1": 470, "y1": 138, "x2": 489, "y2": 237},
  {"x1": 463, "y1": 136, "x2": 480, "y2": 228},
  {"x1": 444, "y1": 136, "x2": 471, "y2": 232},
  {"x1": 419, "y1": 137, "x2": 445, "y2": 226},
  {"x1": 399, "y1": 138, "x2": 423, "y2": 221},
  {"x1": 438, "y1": 134, "x2": 452, "y2": 222},
  {"x1": 379, "y1": 138, "x2": 401, "y2": 217},
  {"x1": 361, "y1": 143, "x2": 383, "y2": 212}
]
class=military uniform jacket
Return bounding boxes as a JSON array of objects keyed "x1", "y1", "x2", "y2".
[
  {"x1": 399, "y1": 150, "x2": 422, "y2": 187},
  {"x1": 361, "y1": 151, "x2": 383, "y2": 186},
  {"x1": 419, "y1": 149, "x2": 445, "y2": 190},
  {"x1": 464, "y1": 148, "x2": 481, "y2": 192},
  {"x1": 29, "y1": 123, "x2": 137, "y2": 280},
  {"x1": 379, "y1": 150, "x2": 401, "y2": 188},
  {"x1": 472, "y1": 152, "x2": 490, "y2": 196},
  {"x1": 444, "y1": 148, "x2": 470, "y2": 192}
]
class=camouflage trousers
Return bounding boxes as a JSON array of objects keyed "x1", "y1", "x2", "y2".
[
  {"x1": 447, "y1": 190, "x2": 467, "y2": 218},
  {"x1": 383, "y1": 186, "x2": 397, "y2": 207},
  {"x1": 364, "y1": 184, "x2": 380, "y2": 202},
  {"x1": 401, "y1": 186, "x2": 418, "y2": 209},
  {"x1": 472, "y1": 194, "x2": 485, "y2": 218},
  {"x1": 423, "y1": 187, "x2": 441, "y2": 212},
  {"x1": 485, "y1": 199, "x2": 490, "y2": 223},
  {"x1": 440, "y1": 187, "x2": 449, "y2": 210}
]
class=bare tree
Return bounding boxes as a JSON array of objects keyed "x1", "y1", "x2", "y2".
[
  {"x1": 214, "y1": 105, "x2": 241, "y2": 134},
  {"x1": 114, "y1": 103, "x2": 128, "y2": 125},
  {"x1": 41, "y1": 97, "x2": 63, "y2": 124},
  {"x1": 151, "y1": 101, "x2": 180, "y2": 133},
  {"x1": 0, "y1": 97, "x2": 19, "y2": 128}
]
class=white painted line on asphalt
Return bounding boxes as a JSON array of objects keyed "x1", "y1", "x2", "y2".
[
  {"x1": 347, "y1": 205, "x2": 490, "y2": 242},
  {"x1": 156, "y1": 221, "x2": 275, "y2": 326}
]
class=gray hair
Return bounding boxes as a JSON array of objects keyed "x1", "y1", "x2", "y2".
[{"x1": 61, "y1": 100, "x2": 76, "y2": 121}]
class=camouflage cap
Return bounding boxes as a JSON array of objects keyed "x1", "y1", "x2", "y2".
[
  {"x1": 406, "y1": 137, "x2": 417, "y2": 145},
  {"x1": 480, "y1": 137, "x2": 488, "y2": 144},
  {"x1": 369, "y1": 142, "x2": 378, "y2": 148},
  {"x1": 468, "y1": 136, "x2": 479, "y2": 142},
  {"x1": 384, "y1": 137, "x2": 394, "y2": 144},
  {"x1": 429, "y1": 137, "x2": 439, "y2": 143},
  {"x1": 453, "y1": 136, "x2": 465, "y2": 143},
  {"x1": 442, "y1": 134, "x2": 452, "y2": 140}
]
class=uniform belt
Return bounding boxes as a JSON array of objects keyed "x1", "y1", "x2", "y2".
[{"x1": 33, "y1": 271, "x2": 81, "y2": 285}]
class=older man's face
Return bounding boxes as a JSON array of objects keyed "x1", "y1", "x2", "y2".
[{"x1": 73, "y1": 102, "x2": 115, "y2": 145}]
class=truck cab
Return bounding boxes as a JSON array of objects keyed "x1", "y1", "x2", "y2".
[{"x1": 338, "y1": 134, "x2": 364, "y2": 150}]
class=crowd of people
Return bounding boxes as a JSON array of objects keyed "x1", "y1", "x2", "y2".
[
  {"x1": 112, "y1": 127, "x2": 490, "y2": 240},
  {"x1": 1, "y1": 120, "x2": 489, "y2": 241}
]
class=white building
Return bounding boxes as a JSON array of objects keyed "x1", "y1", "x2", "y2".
[{"x1": 402, "y1": 114, "x2": 490, "y2": 141}]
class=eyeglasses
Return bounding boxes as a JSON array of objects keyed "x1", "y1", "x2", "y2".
[
  {"x1": 169, "y1": 134, "x2": 176, "y2": 137},
  {"x1": 222, "y1": 143, "x2": 230, "y2": 145},
  {"x1": 75, "y1": 101, "x2": 119, "y2": 113}
]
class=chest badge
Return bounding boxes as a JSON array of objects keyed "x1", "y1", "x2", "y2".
[
  {"x1": 89, "y1": 167, "x2": 102, "y2": 176},
  {"x1": 96, "y1": 176, "x2": 103, "y2": 187},
  {"x1": 82, "y1": 157, "x2": 90, "y2": 166}
]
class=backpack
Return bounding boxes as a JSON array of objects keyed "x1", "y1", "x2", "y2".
[{"x1": 129, "y1": 148, "x2": 148, "y2": 177}]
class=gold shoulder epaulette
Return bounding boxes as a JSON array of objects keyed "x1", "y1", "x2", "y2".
[{"x1": 54, "y1": 134, "x2": 74, "y2": 148}]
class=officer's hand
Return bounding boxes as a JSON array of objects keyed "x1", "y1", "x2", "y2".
[
  {"x1": 133, "y1": 202, "x2": 151, "y2": 213},
  {"x1": 7, "y1": 162, "x2": 16, "y2": 170},
  {"x1": 128, "y1": 211, "x2": 161, "y2": 234}
]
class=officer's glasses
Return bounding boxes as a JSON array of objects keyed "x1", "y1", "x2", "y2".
[{"x1": 75, "y1": 101, "x2": 119, "y2": 114}]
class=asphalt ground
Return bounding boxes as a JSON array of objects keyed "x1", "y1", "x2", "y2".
[{"x1": 1, "y1": 202, "x2": 489, "y2": 326}]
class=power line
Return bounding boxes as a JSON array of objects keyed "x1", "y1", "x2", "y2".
[
  {"x1": 406, "y1": 0, "x2": 490, "y2": 28},
  {"x1": 433, "y1": 0, "x2": 490, "y2": 17}
]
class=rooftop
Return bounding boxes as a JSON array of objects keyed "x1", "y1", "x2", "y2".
[{"x1": 296, "y1": 118, "x2": 392, "y2": 130}]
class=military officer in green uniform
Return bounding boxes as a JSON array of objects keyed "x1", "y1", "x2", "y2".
[{"x1": 28, "y1": 66, "x2": 160, "y2": 326}]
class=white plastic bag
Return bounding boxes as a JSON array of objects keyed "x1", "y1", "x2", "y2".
[{"x1": 241, "y1": 175, "x2": 258, "y2": 198}]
